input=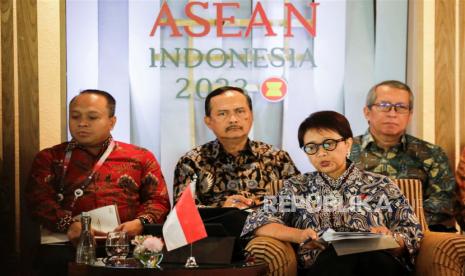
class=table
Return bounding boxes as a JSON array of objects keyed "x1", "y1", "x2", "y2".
[{"x1": 68, "y1": 260, "x2": 268, "y2": 276}]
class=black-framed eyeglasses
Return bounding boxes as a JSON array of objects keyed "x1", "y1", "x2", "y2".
[
  {"x1": 369, "y1": 102, "x2": 411, "y2": 114},
  {"x1": 302, "y1": 138, "x2": 346, "y2": 155}
]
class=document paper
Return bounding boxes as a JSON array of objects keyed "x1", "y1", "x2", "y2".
[
  {"x1": 321, "y1": 229, "x2": 400, "y2": 255},
  {"x1": 41, "y1": 204, "x2": 120, "y2": 244}
]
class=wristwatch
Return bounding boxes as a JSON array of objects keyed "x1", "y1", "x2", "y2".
[{"x1": 138, "y1": 215, "x2": 151, "y2": 226}]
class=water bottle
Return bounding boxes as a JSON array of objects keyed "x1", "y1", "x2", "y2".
[{"x1": 75, "y1": 212, "x2": 96, "y2": 264}]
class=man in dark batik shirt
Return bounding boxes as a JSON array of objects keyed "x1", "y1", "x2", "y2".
[
  {"x1": 173, "y1": 86, "x2": 299, "y2": 208},
  {"x1": 350, "y1": 80, "x2": 457, "y2": 232}
]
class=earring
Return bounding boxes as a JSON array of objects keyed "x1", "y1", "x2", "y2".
[{"x1": 346, "y1": 151, "x2": 351, "y2": 159}]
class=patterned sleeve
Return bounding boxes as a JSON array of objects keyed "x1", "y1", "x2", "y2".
[
  {"x1": 423, "y1": 146, "x2": 456, "y2": 225},
  {"x1": 383, "y1": 178, "x2": 423, "y2": 265},
  {"x1": 173, "y1": 156, "x2": 197, "y2": 204},
  {"x1": 26, "y1": 149, "x2": 74, "y2": 232},
  {"x1": 241, "y1": 180, "x2": 297, "y2": 237},
  {"x1": 278, "y1": 150, "x2": 301, "y2": 179},
  {"x1": 137, "y1": 151, "x2": 170, "y2": 223}
]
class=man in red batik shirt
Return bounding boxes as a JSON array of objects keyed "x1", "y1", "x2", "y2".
[{"x1": 27, "y1": 89, "x2": 170, "y2": 275}]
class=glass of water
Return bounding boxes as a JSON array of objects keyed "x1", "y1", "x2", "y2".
[{"x1": 105, "y1": 231, "x2": 129, "y2": 265}]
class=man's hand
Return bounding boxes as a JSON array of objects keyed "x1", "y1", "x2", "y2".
[
  {"x1": 67, "y1": 221, "x2": 107, "y2": 246},
  {"x1": 67, "y1": 221, "x2": 82, "y2": 246},
  {"x1": 114, "y1": 219, "x2": 143, "y2": 237},
  {"x1": 223, "y1": 195, "x2": 253, "y2": 209}
]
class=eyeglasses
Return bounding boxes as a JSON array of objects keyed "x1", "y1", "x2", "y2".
[
  {"x1": 302, "y1": 138, "x2": 345, "y2": 155},
  {"x1": 369, "y1": 102, "x2": 411, "y2": 114}
]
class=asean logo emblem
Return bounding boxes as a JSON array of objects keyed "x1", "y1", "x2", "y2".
[{"x1": 260, "y1": 77, "x2": 288, "y2": 102}]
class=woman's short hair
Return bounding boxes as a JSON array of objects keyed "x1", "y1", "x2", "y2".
[{"x1": 298, "y1": 111, "x2": 353, "y2": 147}]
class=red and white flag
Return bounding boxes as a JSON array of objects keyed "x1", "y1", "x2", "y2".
[{"x1": 162, "y1": 177, "x2": 207, "y2": 251}]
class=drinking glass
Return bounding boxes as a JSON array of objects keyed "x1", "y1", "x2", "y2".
[{"x1": 105, "y1": 231, "x2": 129, "y2": 264}]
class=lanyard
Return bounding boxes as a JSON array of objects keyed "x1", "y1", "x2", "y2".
[{"x1": 57, "y1": 140, "x2": 116, "y2": 208}]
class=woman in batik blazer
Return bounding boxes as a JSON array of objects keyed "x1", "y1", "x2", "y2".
[{"x1": 242, "y1": 111, "x2": 423, "y2": 276}]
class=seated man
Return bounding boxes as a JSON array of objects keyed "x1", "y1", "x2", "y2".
[
  {"x1": 350, "y1": 80, "x2": 457, "y2": 232},
  {"x1": 27, "y1": 89, "x2": 170, "y2": 275},
  {"x1": 456, "y1": 147, "x2": 465, "y2": 230},
  {"x1": 173, "y1": 86, "x2": 300, "y2": 274},
  {"x1": 173, "y1": 86, "x2": 299, "y2": 207}
]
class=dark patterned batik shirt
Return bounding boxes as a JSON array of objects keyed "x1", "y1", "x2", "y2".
[
  {"x1": 241, "y1": 163, "x2": 423, "y2": 269},
  {"x1": 27, "y1": 138, "x2": 170, "y2": 233},
  {"x1": 350, "y1": 131, "x2": 456, "y2": 226},
  {"x1": 173, "y1": 139, "x2": 300, "y2": 206}
]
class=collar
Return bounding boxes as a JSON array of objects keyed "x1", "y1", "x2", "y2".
[
  {"x1": 210, "y1": 139, "x2": 258, "y2": 159},
  {"x1": 360, "y1": 129, "x2": 407, "y2": 151},
  {"x1": 319, "y1": 161, "x2": 356, "y2": 189},
  {"x1": 67, "y1": 136, "x2": 114, "y2": 156}
]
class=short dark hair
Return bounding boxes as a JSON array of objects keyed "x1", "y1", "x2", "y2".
[
  {"x1": 366, "y1": 80, "x2": 414, "y2": 110},
  {"x1": 204, "y1": 86, "x2": 252, "y2": 116},
  {"x1": 298, "y1": 111, "x2": 353, "y2": 147},
  {"x1": 70, "y1": 89, "x2": 116, "y2": 117}
]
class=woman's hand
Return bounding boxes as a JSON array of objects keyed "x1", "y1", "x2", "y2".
[
  {"x1": 298, "y1": 228, "x2": 325, "y2": 250},
  {"x1": 369, "y1": 226, "x2": 391, "y2": 235},
  {"x1": 370, "y1": 226, "x2": 405, "y2": 256},
  {"x1": 255, "y1": 223, "x2": 325, "y2": 250}
]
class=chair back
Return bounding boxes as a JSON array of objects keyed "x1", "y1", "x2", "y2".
[{"x1": 394, "y1": 179, "x2": 428, "y2": 232}]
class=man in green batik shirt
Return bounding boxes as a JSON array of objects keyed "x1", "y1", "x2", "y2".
[{"x1": 350, "y1": 80, "x2": 457, "y2": 232}]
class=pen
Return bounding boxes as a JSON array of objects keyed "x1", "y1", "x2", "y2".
[{"x1": 300, "y1": 236, "x2": 313, "y2": 246}]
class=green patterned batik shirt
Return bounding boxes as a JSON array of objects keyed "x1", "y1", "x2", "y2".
[{"x1": 350, "y1": 130, "x2": 456, "y2": 226}]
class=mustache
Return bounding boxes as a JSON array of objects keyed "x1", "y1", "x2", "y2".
[{"x1": 226, "y1": 125, "x2": 243, "y2": 131}]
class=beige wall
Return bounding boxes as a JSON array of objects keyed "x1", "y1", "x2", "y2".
[
  {"x1": 38, "y1": 0, "x2": 66, "y2": 149},
  {"x1": 408, "y1": 0, "x2": 464, "y2": 167},
  {"x1": 0, "y1": 0, "x2": 65, "y2": 270}
]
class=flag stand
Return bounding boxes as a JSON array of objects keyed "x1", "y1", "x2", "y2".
[{"x1": 184, "y1": 243, "x2": 199, "y2": 268}]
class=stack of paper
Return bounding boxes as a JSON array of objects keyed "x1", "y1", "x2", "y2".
[
  {"x1": 321, "y1": 229, "x2": 399, "y2": 255},
  {"x1": 322, "y1": 230, "x2": 384, "y2": 241}
]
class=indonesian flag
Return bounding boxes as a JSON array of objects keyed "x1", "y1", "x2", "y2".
[{"x1": 162, "y1": 177, "x2": 207, "y2": 251}]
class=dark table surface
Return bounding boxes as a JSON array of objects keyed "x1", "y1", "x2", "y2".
[{"x1": 68, "y1": 259, "x2": 268, "y2": 276}]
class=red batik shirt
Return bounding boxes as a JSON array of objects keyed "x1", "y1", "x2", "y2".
[{"x1": 27, "y1": 138, "x2": 170, "y2": 233}]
